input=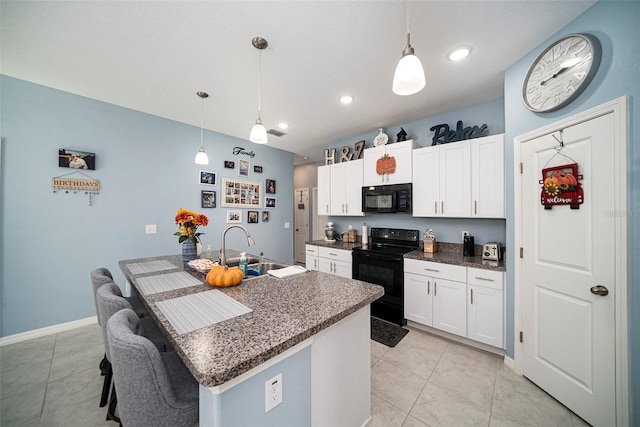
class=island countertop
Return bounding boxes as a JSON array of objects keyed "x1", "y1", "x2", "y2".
[{"x1": 119, "y1": 253, "x2": 383, "y2": 387}]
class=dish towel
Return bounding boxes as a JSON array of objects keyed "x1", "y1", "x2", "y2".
[{"x1": 267, "y1": 265, "x2": 309, "y2": 278}]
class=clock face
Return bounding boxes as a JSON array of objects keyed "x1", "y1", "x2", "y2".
[{"x1": 522, "y1": 33, "x2": 601, "y2": 113}]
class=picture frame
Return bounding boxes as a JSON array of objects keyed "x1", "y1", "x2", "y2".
[
  {"x1": 58, "y1": 148, "x2": 96, "y2": 170},
  {"x1": 238, "y1": 159, "x2": 250, "y2": 177},
  {"x1": 262, "y1": 211, "x2": 269, "y2": 222},
  {"x1": 266, "y1": 179, "x2": 276, "y2": 194},
  {"x1": 247, "y1": 211, "x2": 259, "y2": 224},
  {"x1": 199, "y1": 170, "x2": 216, "y2": 185},
  {"x1": 253, "y1": 165, "x2": 263, "y2": 174},
  {"x1": 221, "y1": 177, "x2": 262, "y2": 208},
  {"x1": 201, "y1": 190, "x2": 216, "y2": 208},
  {"x1": 265, "y1": 197, "x2": 277, "y2": 208},
  {"x1": 226, "y1": 210, "x2": 242, "y2": 224},
  {"x1": 224, "y1": 160, "x2": 235, "y2": 169}
]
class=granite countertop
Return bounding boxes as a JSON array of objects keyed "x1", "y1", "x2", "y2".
[
  {"x1": 305, "y1": 239, "x2": 362, "y2": 250},
  {"x1": 119, "y1": 252, "x2": 383, "y2": 387},
  {"x1": 306, "y1": 240, "x2": 506, "y2": 272}
]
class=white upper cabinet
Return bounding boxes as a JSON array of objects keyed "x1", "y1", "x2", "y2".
[
  {"x1": 439, "y1": 141, "x2": 471, "y2": 217},
  {"x1": 412, "y1": 134, "x2": 505, "y2": 218},
  {"x1": 317, "y1": 165, "x2": 331, "y2": 216},
  {"x1": 363, "y1": 140, "x2": 416, "y2": 186},
  {"x1": 471, "y1": 134, "x2": 505, "y2": 218},
  {"x1": 325, "y1": 159, "x2": 364, "y2": 216}
]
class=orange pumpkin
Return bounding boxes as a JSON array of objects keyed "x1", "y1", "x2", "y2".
[
  {"x1": 206, "y1": 265, "x2": 244, "y2": 287},
  {"x1": 376, "y1": 155, "x2": 396, "y2": 175}
]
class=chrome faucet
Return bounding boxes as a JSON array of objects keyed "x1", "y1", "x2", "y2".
[{"x1": 219, "y1": 225, "x2": 255, "y2": 267}]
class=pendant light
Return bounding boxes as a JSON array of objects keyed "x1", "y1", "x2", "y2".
[
  {"x1": 194, "y1": 91, "x2": 209, "y2": 165},
  {"x1": 392, "y1": 2, "x2": 425, "y2": 96},
  {"x1": 249, "y1": 37, "x2": 268, "y2": 144}
]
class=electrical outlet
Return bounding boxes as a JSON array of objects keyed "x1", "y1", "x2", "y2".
[
  {"x1": 265, "y1": 373, "x2": 283, "y2": 413},
  {"x1": 462, "y1": 230, "x2": 470, "y2": 240},
  {"x1": 145, "y1": 224, "x2": 157, "y2": 234}
]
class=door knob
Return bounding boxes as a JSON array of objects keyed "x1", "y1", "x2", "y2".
[{"x1": 590, "y1": 285, "x2": 609, "y2": 296}]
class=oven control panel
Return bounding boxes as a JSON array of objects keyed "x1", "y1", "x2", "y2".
[{"x1": 370, "y1": 227, "x2": 419, "y2": 243}]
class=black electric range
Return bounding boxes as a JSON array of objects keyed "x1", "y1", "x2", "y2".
[{"x1": 352, "y1": 227, "x2": 420, "y2": 325}]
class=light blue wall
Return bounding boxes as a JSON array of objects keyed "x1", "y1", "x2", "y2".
[
  {"x1": 211, "y1": 346, "x2": 311, "y2": 426},
  {"x1": 503, "y1": 1, "x2": 639, "y2": 422},
  {"x1": 0, "y1": 76, "x2": 294, "y2": 337},
  {"x1": 325, "y1": 98, "x2": 507, "y2": 245}
]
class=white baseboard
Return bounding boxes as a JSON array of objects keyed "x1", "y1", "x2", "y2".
[
  {"x1": 503, "y1": 355, "x2": 516, "y2": 372},
  {"x1": 0, "y1": 316, "x2": 98, "y2": 347}
]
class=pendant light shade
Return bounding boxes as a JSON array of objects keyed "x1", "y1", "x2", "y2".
[
  {"x1": 250, "y1": 119, "x2": 268, "y2": 144},
  {"x1": 392, "y1": 2, "x2": 425, "y2": 96},
  {"x1": 392, "y1": 33, "x2": 426, "y2": 96},
  {"x1": 250, "y1": 37, "x2": 268, "y2": 144},
  {"x1": 194, "y1": 91, "x2": 209, "y2": 165}
]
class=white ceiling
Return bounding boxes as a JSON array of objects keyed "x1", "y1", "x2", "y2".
[{"x1": 1, "y1": 1, "x2": 596, "y2": 165}]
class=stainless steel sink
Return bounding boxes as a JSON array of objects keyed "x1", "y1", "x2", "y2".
[
  {"x1": 243, "y1": 262, "x2": 288, "y2": 279},
  {"x1": 225, "y1": 256, "x2": 260, "y2": 267}
]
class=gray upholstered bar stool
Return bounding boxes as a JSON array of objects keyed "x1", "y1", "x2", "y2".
[
  {"x1": 96, "y1": 283, "x2": 170, "y2": 422},
  {"x1": 107, "y1": 309, "x2": 199, "y2": 427},
  {"x1": 91, "y1": 267, "x2": 148, "y2": 403}
]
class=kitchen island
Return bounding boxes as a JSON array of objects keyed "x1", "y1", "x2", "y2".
[{"x1": 119, "y1": 252, "x2": 383, "y2": 426}]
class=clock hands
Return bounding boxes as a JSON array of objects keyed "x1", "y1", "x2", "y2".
[{"x1": 540, "y1": 57, "x2": 581, "y2": 86}]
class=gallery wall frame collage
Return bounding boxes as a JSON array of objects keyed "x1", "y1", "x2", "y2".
[{"x1": 199, "y1": 159, "x2": 275, "y2": 224}]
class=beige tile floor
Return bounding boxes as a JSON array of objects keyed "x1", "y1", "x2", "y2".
[{"x1": 0, "y1": 323, "x2": 590, "y2": 426}]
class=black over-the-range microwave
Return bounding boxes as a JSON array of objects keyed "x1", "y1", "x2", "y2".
[{"x1": 362, "y1": 183, "x2": 412, "y2": 213}]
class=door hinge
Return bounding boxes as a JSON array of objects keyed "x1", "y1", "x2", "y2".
[
  {"x1": 519, "y1": 331, "x2": 523, "y2": 343},
  {"x1": 520, "y1": 247, "x2": 524, "y2": 258},
  {"x1": 520, "y1": 162, "x2": 523, "y2": 174}
]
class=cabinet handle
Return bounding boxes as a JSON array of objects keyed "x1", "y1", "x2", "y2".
[
  {"x1": 345, "y1": 203, "x2": 348, "y2": 212},
  {"x1": 328, "y1": 252, "x2": 337, "y2": 256},
  {"x1": 434, "y1": 282, "x2": 437, "y2": 296},
  {"x1": 475, "y1": 276, "x2": 495, "y2": 282},
  {"x1": 333, "y1": 262, "x2": 336, "y2": 273},
  {"x1": 427, "y1": 281, "x2": 430, "y2": 295},
  {"x1": 441, "y1": 201, "x2": 444, "y2": 214},
  {"x1": 474, "y1": 200, "x2": 478, "y2": 214},
  {"x1": 326, "y1": 204, "x2": 329, "y2": 213},
  {"x1": 434, "y1": 201, "x2": 438, "y2": 214},
  {"x1": 471, "y1": 288, "x2": 474, "y2": 304},
  {"x1": 424, "y1": 268, "x2": 440, "y2": 273},
  {"x1": 314, "y1": 259, "x2": 317, "y2": 269}
]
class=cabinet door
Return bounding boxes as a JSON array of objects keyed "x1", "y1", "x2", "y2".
[
  {"x1": 363, "y1": 145, "x2": 386, "y2": 186},
  {"x1": 343, "y1": 160, "x2": 364, "y2": 216},
  {"x1": 318, "y1": 257, "x2": 333, "y2": 275},
  {"x1": 306, "y1": 254, "x2": 319, "y2": 271},
  {"x1": 330, "y1": 163, "x2": 347, "y2": 215},
  {"x1": 412, "y1": 146, "x2": 440, "y2": 217},
  {"x1": 384, "y1": 141, "x2": 414, "y2": 184},
  {"x1": 432, "y1": 278, "x2": 467, "y2": 337},
  {"x1": 467, "y1": 285, "x2": 503, "y2": 348},
  {"x1": 317, "y1": 165, "x2": 332, "y2": 216},
  {"x1": 332, "y1": 259, "x2": 352, "y2": 279},
  {"x1": 471, "y1": 134, "x2": 505, "y2": 218},
  {"x1": 404, "y1": 272, "x2": 432, "y2": 326},
  {"x1": 439, "y1": 141, "x2": 471, "y2": 217}
]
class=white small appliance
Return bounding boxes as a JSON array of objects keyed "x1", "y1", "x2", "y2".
[{"x1": 482, "y1": 243, "x2": 502, "y2": 261}]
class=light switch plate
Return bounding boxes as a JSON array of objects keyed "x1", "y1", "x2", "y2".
[
  {"x1": 284, "y1": 222, "x2": 290, "y2": 229},
  {"x1": 145, "y1": 224, "x2": 157, "y2": 234}
]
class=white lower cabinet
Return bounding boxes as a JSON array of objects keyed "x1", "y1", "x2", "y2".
[
  {"x1": 467, "y1": 267, "x2": 504, "y2": 347},
  {"x1": 318, "y1": 247, "x2": 352, "y2": 278},
  {"x1": 305, "y1": 245, "x2": 319, "y2": 271},
  {"x1": 404, "y1": 259, "x2": 467, "y2": 338},
  {"x1": 404, "y1": 259, "x2": 505, "y2": 347}
]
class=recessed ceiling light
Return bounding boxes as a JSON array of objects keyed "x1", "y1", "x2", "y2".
[
  {"x1": 340, "y1": 95, "x2": 354, "y2": 104},
  {"x1": 448, "y1": 48, "x2": 470, "y2": 61},
  {"x1": 278, "y1": 122, "x2": 289, "y2": 129}
]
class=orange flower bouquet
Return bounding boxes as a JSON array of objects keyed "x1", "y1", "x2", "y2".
[{"x1": 174, "y1": 208, "x2": 209, "y2": 244}]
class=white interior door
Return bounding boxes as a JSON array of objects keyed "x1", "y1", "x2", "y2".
[
  {"x1": 294, "y1": 188, "x2": 310, "y2": 264},
  {"x1": 520, "y1": 113, "x2": 616, "y2": 426}
]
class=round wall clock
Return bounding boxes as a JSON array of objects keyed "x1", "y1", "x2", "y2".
[{"x1": 522, "y1": 33, "x2": 601, "y2": 113}]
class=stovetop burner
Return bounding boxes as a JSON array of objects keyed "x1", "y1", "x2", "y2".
[{"x1": 352, "y1": 227, "x2": 420, "y2": 256}]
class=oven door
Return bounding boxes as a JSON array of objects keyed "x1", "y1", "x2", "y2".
[{"x1": 352, "y1": 250, "x2": 405, "y2": 325}]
